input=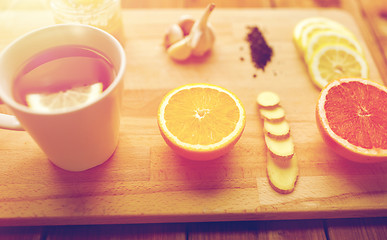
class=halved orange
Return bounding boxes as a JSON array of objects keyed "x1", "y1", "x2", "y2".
[
  {"x1": 157, "y1": 83, "x2": 246, "y2": 160},
  {"x1": 316, "y1": 78, "x2": 387, "y2": 163}
]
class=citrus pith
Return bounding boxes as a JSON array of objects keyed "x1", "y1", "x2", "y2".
[
  {"x1": 157, "y1": 83, "x2": 246, "y2": 161},
  {"x1": 316, "y1": 78, "x2": 387, "y2": 163}
]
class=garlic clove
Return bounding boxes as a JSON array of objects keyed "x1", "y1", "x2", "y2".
[
  {"x1": 167, "y1": 37, "x2": 192, "y2": 61},
  {"x1": 178, "y1": 15, "x2": 195, "y2": 36},
  {"x1": 188, "y1": 3, "x2": 216, "y2": 57},
  {"x1": 164, "y1": 23, "x2": 184, "y2": 49},
  {"x1": 191, "y1": 24, "x2": 215, "y2": 56}
]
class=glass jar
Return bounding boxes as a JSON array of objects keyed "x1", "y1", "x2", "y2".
[{"x1": 50, "y1": 0, "x2": 124, "y2": 45}]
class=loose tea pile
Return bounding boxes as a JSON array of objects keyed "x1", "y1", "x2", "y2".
[{"x1": 246, "y1": 26, "x2": 273, "y2": 71}]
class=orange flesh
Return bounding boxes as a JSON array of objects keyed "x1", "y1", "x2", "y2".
[
  {"x1": 324, "y1": 81, "x2": 387, "y2": 149},
  {"x1": 164, "y1": 88, "x2": 240, "y2": 145}
]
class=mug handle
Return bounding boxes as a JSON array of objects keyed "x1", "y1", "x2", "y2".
[{"x1": 0, "y1": 113, "x2": 23, "y2": 131}]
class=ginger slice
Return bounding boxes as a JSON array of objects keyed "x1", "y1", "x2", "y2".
[
  {"x1": 264, "y1": 119, "x2": 290, "y2": 138},
  {"x1": 264, "y1": 135, "x2": 294, "y2": 160},
  {"x1": 257, "y1": 91, "x2": 298, "y2": 194},
  {"x1": 267, "y1": 151, "x2": 298, "y2": 194},
  {"x1": 256, "y1": 91, "x2": 280, "y2": 108},
  {"x1": 260, "y1": 107, "x2": 285, "y2": 122}
]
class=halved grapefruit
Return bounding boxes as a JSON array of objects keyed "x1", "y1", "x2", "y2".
[{"x1": 316, "y1": 78, "x2": 387, "y2": 163}]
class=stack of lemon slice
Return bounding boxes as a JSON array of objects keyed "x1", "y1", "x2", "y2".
[{"x1": 293, "y1": 17, "x2": 369, "y2": 89}]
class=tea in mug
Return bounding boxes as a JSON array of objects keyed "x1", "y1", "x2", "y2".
[{"x1": 13, "y1": 45, "x2": 116, "y2": 110}]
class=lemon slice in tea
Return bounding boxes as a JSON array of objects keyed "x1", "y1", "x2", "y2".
[{"x1": 26, "y1": 83, "x2": 103, "y2": 112}]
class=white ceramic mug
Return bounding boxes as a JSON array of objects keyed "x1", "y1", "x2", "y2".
[{"x1": 0, "y1": 24, "x2": 126, "y2": 171}]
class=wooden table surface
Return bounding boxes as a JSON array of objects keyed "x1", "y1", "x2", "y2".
[{"x1": 0, "y1": 0, "x2": 386, "y2": 239}]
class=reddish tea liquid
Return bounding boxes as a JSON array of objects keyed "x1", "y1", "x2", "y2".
[{"x1": 13, "y1": 45, "x2": 115, "y2": 106}]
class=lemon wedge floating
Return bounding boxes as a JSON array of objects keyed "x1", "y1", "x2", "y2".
[{"x1": 26, "y1": 83, "x2": 103, "y2": 112}]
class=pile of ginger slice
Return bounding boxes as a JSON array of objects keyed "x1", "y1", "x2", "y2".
[{"x1": 257, "y1": 91, "x2": 299, "y2": 194}]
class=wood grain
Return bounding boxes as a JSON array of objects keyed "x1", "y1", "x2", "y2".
[
  {"x1": 356, "y1": 0, "x2": 387, "y2": 82},
  {"x1": 188, "y1": 220, "x2": 327, "y2": 240},
  {"x1": 0, "y1": 226, "x2": 43, "y2": 240},
  {"x1": 0, "y1": 8, "x2": 386, "y2": 226},
  {"x1": 1, "y1": 217, "x2": 385, "y2": 239},
  {"x1": 44, "y1": 223, "x2": 187, "y2": 240},
  {"x1": 326, "y1": 217, "x2": 387, "y2": 240}
]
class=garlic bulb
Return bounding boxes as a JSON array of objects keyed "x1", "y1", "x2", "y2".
[{"x1": 163, "y1": 3, "x2": 216, "y2": 61}]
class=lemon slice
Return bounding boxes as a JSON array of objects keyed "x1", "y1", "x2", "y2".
[
  {"x1": 293, "y1": 17, "x2": 347, "y2": 52},
  {"x1": 304, "y1": 29, "x2": 363, "y2": 62},
  {"x1": 26, "y1": 83, "x2": 103, "y2": 112},
  {"x1": 308, "y1": 44, "x2": 369, "y2": 89},
  {"x1": 293, "y1": 17, "x2": 339, "y2": 43},
  {"x1": 299, "y1": 23, "x2": 350, "y2": 52}
]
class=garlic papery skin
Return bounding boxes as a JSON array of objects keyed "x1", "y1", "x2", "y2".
[
  {"x1": 188, "y1": 3, "x2": 216, "y2": 56},
  {"x1": 164, "y1": 23, "x2": 184, "y2": 49}
]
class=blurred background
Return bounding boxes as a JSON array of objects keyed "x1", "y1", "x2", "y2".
[
  {"x1": 0, "y1": 0, "x2": 386, "y2": 10},
  {"x1": 0, "y1": 0, "x2": 386, "y2": 81}
]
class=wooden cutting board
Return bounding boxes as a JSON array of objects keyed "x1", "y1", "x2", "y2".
[{"x1": 0, "y1": 9, "x2": 386, "y2": 226}]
